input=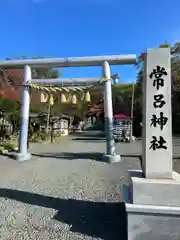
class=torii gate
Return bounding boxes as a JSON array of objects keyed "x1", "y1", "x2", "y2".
[{"x1": 0, "y1": 55, "x2": 136, "y2": 162}]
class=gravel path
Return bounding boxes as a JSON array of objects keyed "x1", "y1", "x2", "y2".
[
  {"x1": 0, "y1": 131, "x2": 180, "y2": 240},
  {"x1": 0, "y1": 132, "x2": 141, "y2": 240}
]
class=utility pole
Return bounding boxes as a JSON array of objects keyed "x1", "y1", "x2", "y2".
[
  {"x1": 46, "y1": 101, "x2": 51, "y2": 133},
  {"x1": 130, "y1": 81, "x2": 135, "y2": 140}
]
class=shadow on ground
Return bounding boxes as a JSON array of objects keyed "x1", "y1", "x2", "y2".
[
  {"x1": 32, "y1": 152, "x2": 105, "y2": 162},
  {"x1": 69, "y1": 130, "x2": 106, "y2": 142},
  {"x1": 71, "y1": 131, "x2": 105, "y2": 138},
  {"x1": 0, "y1": 188, "x2": 127, "y2": 240},
  {"x1": 0, "y1": 151, "x2": 142, "y2": 161},
  {"x1": 72, "y1": 137, "x2": 105, "y2": 142},
  {"x1": 121, "y1": 154, "x2": 141, "y2": 159}
]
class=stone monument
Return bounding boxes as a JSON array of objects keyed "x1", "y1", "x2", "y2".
[{"x1": 124, "y1": 48, "x2": 180, "y2": 239}]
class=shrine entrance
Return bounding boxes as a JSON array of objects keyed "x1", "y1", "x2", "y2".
[{"x1": 0, "y1": 54, "x2": 136, "y2": 162}]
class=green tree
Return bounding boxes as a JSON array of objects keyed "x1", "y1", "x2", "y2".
[{"x1": 0, "y1": 56, "x2": 60, "y2": 133}]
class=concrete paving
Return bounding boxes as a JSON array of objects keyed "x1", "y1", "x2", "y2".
[{"x1": 0, "y1": 131, "x2": 180, "y2": 239}]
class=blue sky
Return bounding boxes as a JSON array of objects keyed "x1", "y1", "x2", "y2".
[{"x1": 0, "y1": 0, "x2": 180, "y2": 83}]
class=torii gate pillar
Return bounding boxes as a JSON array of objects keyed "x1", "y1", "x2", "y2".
[
  {"x1": 15, "y1": 65, "x2": 31, "y2": 161},
  {"x1": 102, "y1": 61, "x2": 121, "y2": 163}
]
